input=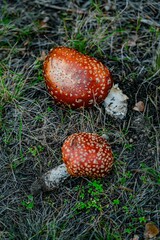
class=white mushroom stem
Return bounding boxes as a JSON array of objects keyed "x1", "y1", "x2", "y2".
[
  {"x1": 103, "y1": 84, "x2": 129, "y2": 119},
  {"x1": 31, "y1": 163, "x2": 69, "y2": 195}
]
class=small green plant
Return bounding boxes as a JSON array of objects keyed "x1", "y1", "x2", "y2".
[
  {"x1": 126, "y1": 222, "x2": 137, "y2": 234},
  {"x1": 140, "y1": 175, "x2": 147, "y2": 184},
  {"x1": 153, "y1": 45, "x2": 160, "y2": 72},
  {"x1": 124, "y1": 143, "x2": 134, "y2": 151},
  {"x1": 11, "y1": 157, "x2": 25, "y2": 170},
  {"x1": 44, "y1": 196, "x2": 55, "y2": 209},
  {"x1": 34, "y1": 114, "x2": 43, "y2": 121},
  {"x1": 140, "y1": 163, "x2": 160, "y2": 184},
  {"x1": 136, "y1": 17, "x2": 142, "y2": 33},
  {"x1": 112, "y1": 199, "x2": 120, "y2": 205},
  {"x1": 122, "y1": 206, "x2": 129, "y2": 214},
  {"x1": 139, "y1": 216, "x2": 146, "y2": 223},
  {"x1": 28, "y1": 145, "x2": 44, "y2": 157},
  {"x1": 119, "y1": 170, "x2": 133, "y2": 185},
  {"x1": 112, "y1": 199, "x2": 120, "y2": 211},
  {"x1": 113, "y1": 152, "x2": 119, "y2": 160},
  {"x1": 33, "y1": 60, "x2": 44, "y2": 84},
  {"x1": 21, "y1": 195, "x2": 34, "y2": 210},
  {"x1": 47, "y1": 106, "x2": 53, "y2": 112},
  {"x1": 124, "y1": 228, "x2": 132, "y2": 234},
  {"x1": 73, "y1": 180, "x2": 104, "y2": 213},
  {"x1": 0, "y1": 64, "x2": 27, "y2": 104},
  {"x1": 69, "y1": 33, "x2": 87, "y2": 53}
]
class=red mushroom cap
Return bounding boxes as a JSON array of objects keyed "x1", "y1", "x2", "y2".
[
  {"x1": 62, "y1": 132, "x2": 113, "y2": 178},
  {"x1": 43, "y1": 47, "x2": 113, "y2": 108}
]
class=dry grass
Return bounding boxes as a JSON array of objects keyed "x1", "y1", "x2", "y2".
[{"x1": 0, "y1": 1, "x2": 160, "y2": 239}]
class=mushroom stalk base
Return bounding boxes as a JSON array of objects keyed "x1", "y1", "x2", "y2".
[
  {"x1": 31, "y1": 163, "x2": 69, "y2": 195},
  {"x1": 103, "y1": 84, "x2": 129, "y2": 119}
]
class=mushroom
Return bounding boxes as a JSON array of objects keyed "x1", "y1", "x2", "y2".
[
  {"x1": 144, "y1": 222, "x2": 160, "y2": 239},
  {"x1": 31, "y1": 132, "x2": 113, "y2": 194},
  {"x1": 43, "y1": 46, "x2": 128, "y2": 119}
]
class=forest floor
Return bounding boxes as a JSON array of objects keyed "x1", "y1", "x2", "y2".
[{"x1": 0, "y1": 1, "x2": 160, "y2": 239}]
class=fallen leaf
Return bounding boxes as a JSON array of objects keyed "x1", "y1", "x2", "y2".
[
  {"x1": 104, "y1": 3, "x2": 112, "y2": 11},
  {"x1": 133, "y1": 101, "x2": 145, "y2": 112},
  {"x1": 131, "y1": 235, "x2": 139, "y2": 240},
  {"x1": 39, "y1": 16, "x2": 49, "y2": 29},
  {"x1": 119, "y1": 185, "x2": 133, "y2": 192},
  {"x1": 144, "y1": 222, "x2": 159, "y2": 239},
  {"x1": 104, "y1": 2, "x2": 116, "y2": 11},
  {"x1": 24, "y1": 40, "x2": 30, "y2": 46},
  {"x1": 127, "y1": 35, "x2": 138, "y2": 47},
  {"x1": 37, "y1": 50, "x2": 47, "y2": 61},
  {"x1": 42, "y1": 16, "x2": 49, "y2": 23}
]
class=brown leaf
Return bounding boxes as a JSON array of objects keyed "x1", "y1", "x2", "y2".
[
  {"x1": 39, "y1": 17, "x2": 49, "y2": 29},
  {"x1": 24, "y1": 40, "x2": 30, "y2": 46},
  {"x1": 37, "y1": 50, "x2": 47, "y2": 61},
  {"x1": 131, "y1": 235, "x2": 139, "y2": 240},
  {"x1": 144, "y1": 222, "x2": 160, "y2": 239},
  {"x1": 127, "y1": 35, "x2": 138, "y2": 47},
  {"x1": 133, "y1": 101, "x2": 145, "y2": 112}
]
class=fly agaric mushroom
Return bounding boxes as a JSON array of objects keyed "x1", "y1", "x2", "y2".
[
  {"x1": 43, "y1": 46, "x2": 128, "y2": 119},
  {"x1": 31, "y1": 132, "x2": 113, "y2": 194}
]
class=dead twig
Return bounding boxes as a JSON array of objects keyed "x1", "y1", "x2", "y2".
[
  {"x1": 140, "y1": 18, "x2": 160, "y2": 28},
  {"x1": 35, "y1": 1, "x2": 86, "y2": 15}
]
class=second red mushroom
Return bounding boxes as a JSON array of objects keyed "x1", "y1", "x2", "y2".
[{"x1": 31, "y1": 132, "x2": 114, "y2": 194}]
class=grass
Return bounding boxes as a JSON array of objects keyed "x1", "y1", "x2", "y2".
[{"x1": 0, "y1": 1, "x2": 160, "y2": 240}]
